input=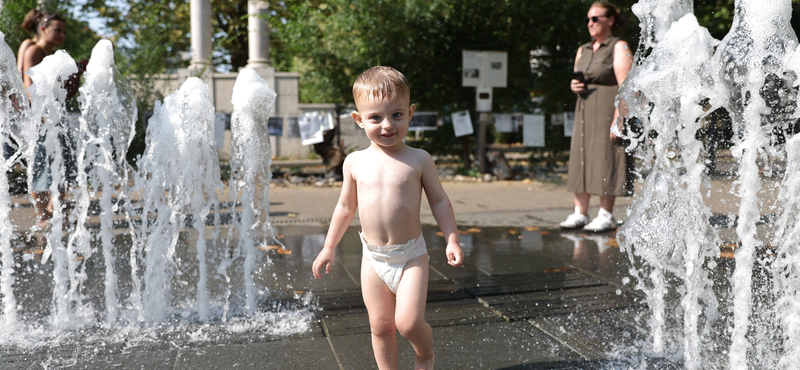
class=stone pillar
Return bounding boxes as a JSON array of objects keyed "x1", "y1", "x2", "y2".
[
  {"x1": 190, "y1": 0, "x2": 212, "y2": 71},
  {"x1": 247, "y1": 0, "x2": 271, "y2": 68}
]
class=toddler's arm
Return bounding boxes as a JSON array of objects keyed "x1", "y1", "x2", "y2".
[
  {"x1": 312, "y1": 155, "x2": 358, "y2": 278},
  {"x1": 420, "y1": 152, "x2": 464, "y2": 266}
]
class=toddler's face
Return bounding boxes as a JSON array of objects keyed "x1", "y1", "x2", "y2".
[{"x1": 353, "y1": 95, "x2": 415, "y2": 149}]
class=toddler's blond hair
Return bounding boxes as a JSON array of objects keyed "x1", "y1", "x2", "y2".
[{"x1": 352, "y1": 66, "x2": 410, "y2": 105}]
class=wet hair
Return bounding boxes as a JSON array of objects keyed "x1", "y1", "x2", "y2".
[
  {"x1": 20, "y1": 9, "x2": 44, "y2": 36},
  {"x1": 352, "y1": 66, "x2": 410, "y2": 105},
  {"x1": 591, "y1": 1, "x2": 626, "y2": 32}
]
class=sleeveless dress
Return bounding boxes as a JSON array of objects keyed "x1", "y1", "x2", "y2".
[{"x1": 567, "y1": 36, "x2": 632, "y2": 196}]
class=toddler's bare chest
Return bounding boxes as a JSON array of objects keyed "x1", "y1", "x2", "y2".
[{"x1": 356, "y1": 165, "x2": 421, "y2": 190}]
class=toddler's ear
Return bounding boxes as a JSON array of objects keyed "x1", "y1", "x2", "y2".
[{"x1": 352, "y1": 111, "x2": 364, "y2": 129}]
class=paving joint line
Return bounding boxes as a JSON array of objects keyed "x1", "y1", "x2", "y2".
[
  {"x1": 428, "y1": 264, "x2": 448, "y2": 280},
  {"x1": 477, "y1": 297, "x2": 509, "y2": 322},
  {"x1": 316, "y1": 311, "x2": 346, "y2": 370},
  {"x1": 526, "y1": 318, "x2": 592, "y2": 361},
  {"x1": 342, "y1": 262, "x2": 360, "y2": 287},
  {"x1": 172, "y1": 347, "x2": 181, "y2": 370}
]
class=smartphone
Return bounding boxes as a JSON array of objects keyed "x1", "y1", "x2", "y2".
[{"x1": 572, "y1": 71, "x2": 586, "y2": 84}]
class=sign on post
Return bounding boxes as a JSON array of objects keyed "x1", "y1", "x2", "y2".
[
  {"x1": 462, "y1": 50, "x2": 508, "y2": 88},
  {"x1": 462, "y1": 50, "x2": 508, "y2": 174}
]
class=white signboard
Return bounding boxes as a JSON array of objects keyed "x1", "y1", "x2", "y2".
[
  {"x1": 299, "y1": 113, "x2": 324, "y2": 145},
  {"x1": 523, "y1": 114, "x2": 545, "y2": 147},
  {"x1": 451, "y1": 110, "x2": 474, "y2": 137},
  {"x1": 409, "y1": 112, "x2": 439, "y2": 131},
  {"x1": 494, "y1": 114, "x2": 514, "y2": 133},
  {"x1": 563, "y1": 112, "x2": 575, "y2": 137},
  {"x1": 462, "y1": 50, "x2": 508, "y2": 88},
  {"x1": 214, "y1": 113, "x2": 227, "y2": 149}
]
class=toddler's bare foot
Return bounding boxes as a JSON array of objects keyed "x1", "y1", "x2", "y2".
[{"x1": 415, "y1": 351, "x2": 434, "y2": 370}]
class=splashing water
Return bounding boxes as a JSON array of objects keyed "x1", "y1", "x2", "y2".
[
  {"x1": 133, "y1": 76, "x2": 223, "y2": 323},
  {"x1": 227, "y1": 68, "x2": 280, "y2": 317},
  {"x1": 0, "y1": 36, "x2": 311, "y2": 348},
  {"x1": 75, "y1": 39, "x2": 137, "y2": 326},
  {"x1": 0, "y1": 31, "x2": 27, "y2": 333},
  {"x1": 619, "y1": 0, "x2": 800, "y2": 368},
  {"x1": 26, "y1": 49, "x2": 81, "y2": 331}
]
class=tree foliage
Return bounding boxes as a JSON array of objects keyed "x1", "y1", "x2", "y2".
[
  {"x1": 7, "y1": 0, "x2": 800, "y2": 161},
  {"x1": 268, "y1": 0, "x2": 640, "y2": 157}
]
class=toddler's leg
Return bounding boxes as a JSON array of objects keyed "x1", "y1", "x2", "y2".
[
  {"x1": 361, "y1": 257, "x2": 399, "y2": 370},
  {"x1": 395, "y1": 254, "x2": 434, "y2": 370}
]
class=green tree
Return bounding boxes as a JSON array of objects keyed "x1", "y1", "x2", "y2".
[{"x1": 269, "y1": 0, "x2": 639, "y2": 159}]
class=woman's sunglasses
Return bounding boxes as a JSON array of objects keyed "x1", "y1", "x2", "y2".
[{"x1": 585, "y1": 15, "x2": 609, "y2": 23}]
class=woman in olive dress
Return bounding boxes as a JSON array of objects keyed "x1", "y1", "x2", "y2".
[{"x1": 559, "y1": 1, "x2": 633, "y2": 232}]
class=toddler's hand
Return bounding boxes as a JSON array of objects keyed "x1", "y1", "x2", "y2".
[
  {"x1": 446, "y1": 243, "x2": 464, "y2": 267},
  {"x1": 312, "y1": 248, "x2": 335, "y2": 279}
]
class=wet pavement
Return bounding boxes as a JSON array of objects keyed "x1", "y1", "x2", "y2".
[
  {"x1": 0, "y1": 180, "x2": 689, "y2": 369},
  {"x1": 1, "y1": 224, "x2": 676, "y2": 370}
]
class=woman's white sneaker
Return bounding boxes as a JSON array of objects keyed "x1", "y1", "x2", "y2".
[
  {"x1": 559, "y1": 212, "x2": 589, "y2": 229},
  {"x1": 583, "y1": 209, "x2": 617, "y2": 232}
]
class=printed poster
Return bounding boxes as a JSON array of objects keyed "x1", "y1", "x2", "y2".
[
  {"x1": 563, "y1": 112, "x2": 574, "y2": 137},
  {"x1": 299, "y1": 113, "x2": 324, "y2": 145},
  {"x1": 451, "y1": 110, "x2": 474, "y2": 137},
  {"x1": 523, "y1": 114, "x2": 545, "y2": 147},
  {"x1": 494, "y1": 114, "x2": 514, "y2": 133}
]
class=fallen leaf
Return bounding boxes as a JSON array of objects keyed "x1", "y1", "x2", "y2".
[
  {"x1": 719, "y1": 251, "x2": 735, "y2": 259},
  {"x1": 607, "y1": 238, "x2": 619, "y2": 248},
  {"x1": 435, "y1": 231, "x2": 444, "y2": 237},
  {"x1": 508, "y1": 229, "x2": 519, "y2": 235},
  {"x1": 545, "y1": 267, "x2": 570, "y2": 273},
  {"x1": 276, "y1": 235, "x2": 285, "y2": 239},
  {"x1": 522, "y1": 178, "x2": 532, "y2": 184},
  {"x1": 457, "y1": 230, "x2": 469, "y2": 235},
  {"x1": 539, "y1": 231, "x2": 550, "y2": 235},
  {"x1": 288, "y1": 212, "x2": 297, "y2": 218},
  {"x1": 525, "y1": 226, "x2": 539, "y2": 231},
  {"x1": 466, "y1": 228, "x2": 482, "y2": 233}
]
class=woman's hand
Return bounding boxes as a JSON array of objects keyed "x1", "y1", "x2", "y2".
[{"x1": 570, "y1": 79, "x2": 586, "y2": 95}]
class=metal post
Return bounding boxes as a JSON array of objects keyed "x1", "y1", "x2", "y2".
[
  {"x1": 334, "y1": 104, "x2": 342, "y2": 147},
  {"x1": 477, "y1": 114, "x2": 486, "y2": 174}
]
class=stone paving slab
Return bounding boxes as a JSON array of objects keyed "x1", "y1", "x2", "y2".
[
  {"x1": 329, "y1": 321, "x2": 586, "y2": 370},
  {"x1": 173, "y1": 338, "x2": 340, "y2": 370},
  {"x1": 528, "y1": 308, "x2": 649, "y2": 360},
  {"x1": 458, "y1": 270, "x2": 606, "y2": 297},
  {"x1": 481, "y1": 285, "x2": 640, "y2": 321}
]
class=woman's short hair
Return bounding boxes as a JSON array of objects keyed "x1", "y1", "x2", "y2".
[
  {"x1": 592, "y1": 2, "x2": 626, "y2": 32},
  {"x1": 353, "y1": 66, "x2": 411, "y2": 104}
]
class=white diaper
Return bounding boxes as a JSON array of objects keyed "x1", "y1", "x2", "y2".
[{"x1": 360, "y1": 231, "x2": 428, "y2": 294}]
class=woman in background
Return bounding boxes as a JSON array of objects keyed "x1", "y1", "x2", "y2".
[
  {"x1": 17, "y1": 9, "x2": 45, "y2": 76},
  {"x1": 560, "y1": 1, "x2": 633, "y2": 232}
]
